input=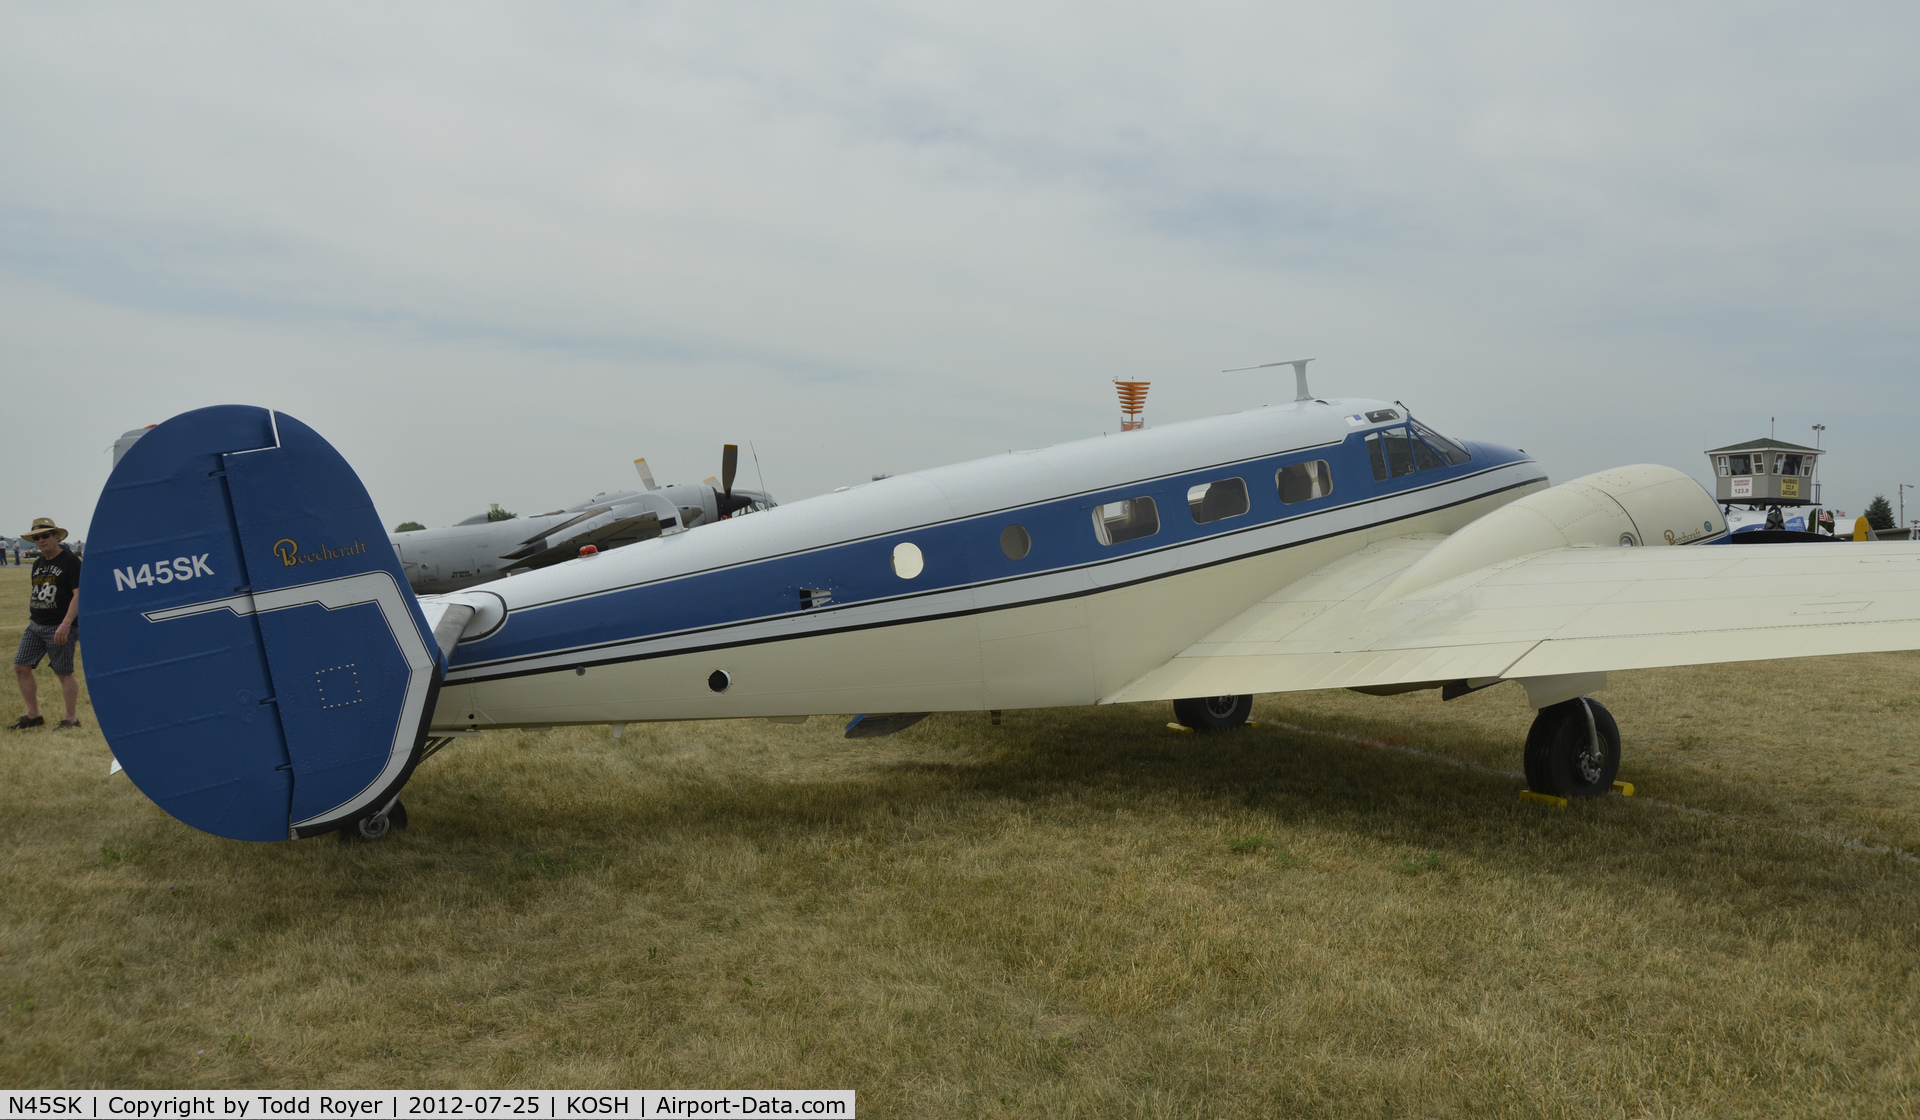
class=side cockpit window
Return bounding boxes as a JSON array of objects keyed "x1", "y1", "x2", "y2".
[
  {"x1": 1093, "y1": 497, "x2": 1160, "y2": 545},
  {"x1": 1366, "y1": 428, "x2": 1417, "y2": 481}
]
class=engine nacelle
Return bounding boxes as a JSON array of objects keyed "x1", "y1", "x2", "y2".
[{"x1": 1377, "y1": 464, "x2": 1726, "y2": 604}]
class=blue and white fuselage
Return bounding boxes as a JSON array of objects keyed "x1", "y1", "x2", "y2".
[
  {"x1": 91, "y1": 388, "x2": 1917, "y2": 843},
  {"x1": 430, "y1": 397, "x2": 1544, "y2": 728}
]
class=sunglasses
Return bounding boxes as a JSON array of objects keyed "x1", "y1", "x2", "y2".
[{"x1": 26, "y1": 532, "x2": 56, "y2": 541}]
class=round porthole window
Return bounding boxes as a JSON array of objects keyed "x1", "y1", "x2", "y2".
[
  {"x1": 1000, "y1": 524, "x2": 1031, "y2": 560},
  {"x1": 708, "y1": 669, "x2": 731, "y2": 693},
  {"x1": 891, "y1": 541, "x2": 924, "y2": 579}
]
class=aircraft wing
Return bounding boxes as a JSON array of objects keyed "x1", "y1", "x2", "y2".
[
  {"x1": 505, "y1": 510, "x2": 663, "y2": 571},
  {"x1": 1106, "y1": 537, "x2": 1920, "y2": 705}
]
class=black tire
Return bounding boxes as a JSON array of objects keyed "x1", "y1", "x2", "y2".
[
  {"x1": 1172, "y1": 694, "x2": 1253, "y2": 731},
  {"x1": 338, "y1": 801, "x2": 407, "y2": 842},
  {"x1": 1522, "y1": 711, "x2": 1554, "y2": 794},
  {"x1": 1523, "y1": 698, "x2": 1620, "y2": 798}
]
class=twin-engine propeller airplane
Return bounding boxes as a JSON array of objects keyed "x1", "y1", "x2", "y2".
[
  {"x1": 82, "y1": 372, "x2": 1920, "y2": 842},
  {"x1": 391, "y1": 448, "x2": 776, "y2": 594}
]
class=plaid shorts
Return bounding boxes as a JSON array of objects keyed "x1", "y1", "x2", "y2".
[{"x1": 14, "y1": 621, "x2": 78, "y2": 676}]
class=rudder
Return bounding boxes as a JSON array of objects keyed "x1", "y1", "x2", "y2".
[{"x1": 82, "y1": 407, "x2": 442, "y2": 840}]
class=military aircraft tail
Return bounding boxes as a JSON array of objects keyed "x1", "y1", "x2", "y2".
[{"x1": 81, "y1": 406, "x2": 443, "y2": 841}]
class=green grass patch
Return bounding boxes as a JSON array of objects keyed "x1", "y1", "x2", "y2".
[{"x1": 3, "y1": 566, "x2": 1920, "y2": 1114}]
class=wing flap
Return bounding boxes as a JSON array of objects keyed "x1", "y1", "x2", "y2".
[{"x1": 1107, "y1": 540, "x2": 1920, "y2": 703}]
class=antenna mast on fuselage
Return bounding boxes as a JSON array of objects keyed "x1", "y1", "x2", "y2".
[{"x1": 1223, "y1": 357, "x2": 1316, "y2": 402}]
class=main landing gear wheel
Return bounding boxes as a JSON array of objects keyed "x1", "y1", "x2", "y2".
[
  {"x1": 340, "y1": 800, "x2": 409, "y2": 842},
  {"x1": 1172, "y1": 694, "x2": 1253, "y2": 731},
  {"x1": 1523, "y1": 698, "x2": 1620, "y2": 799}
]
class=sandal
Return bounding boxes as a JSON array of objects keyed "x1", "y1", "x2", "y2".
[
  {"x1": 54, "y1": 719, "x2": 83, "y2": 730},
  {"x1": 5, "y1": 715, "x2": 43, "y2": 730}
]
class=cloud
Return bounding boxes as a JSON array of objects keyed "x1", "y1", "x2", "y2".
[{"x1": 1, "y1": 1, "x2": 1915, "y2": 535}]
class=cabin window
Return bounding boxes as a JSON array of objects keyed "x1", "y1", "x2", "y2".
[
  {"x1": 1410, "y1": 420, "x2": 1472, "y2": 465},
  {"x1": 1781, "y1": 454, "x2": 1803, "y2": 477},
  {"x1": 1772, "y1": 453, "x2": 1785, "y2": 475},
  {"x1": 1728, "y1": 454, "x2": 1752, "y2": 475},
  {"x1": 1717, "y1": 456, "x2": 1730, "y2": 476},
  {"x1": 1277, "y1": 460, "x2": 1334, "y2": 504},
  {"x1": 1186, "y1": 478, "x2": 1249, "y2": 524},
  {"x1": 891, "y1": 542, "x2": 924, "y2": 579},
  {"x1": 1092, "y1": 497, "x2": 1160, "y2": 545},
  {"x1": 1000, "y1": 524, "x2": 1032, "y2": 560}
]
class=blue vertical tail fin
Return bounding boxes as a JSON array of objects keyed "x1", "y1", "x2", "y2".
[{"x1": 81, "y1": 406, "x2": 441, "y2": 840}]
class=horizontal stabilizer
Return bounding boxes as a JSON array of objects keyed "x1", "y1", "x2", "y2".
[{"x1": 81, "y1": 406, "x2": 443, "y2": 841}]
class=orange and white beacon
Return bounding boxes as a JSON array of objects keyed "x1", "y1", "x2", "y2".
[{"x1": 1114, "y1": 380, "x2": 1150, "y2": 431}]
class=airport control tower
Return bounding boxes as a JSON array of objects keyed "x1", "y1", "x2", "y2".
[{"x1": 1705, "y1": 437, "x2": 1822, "y2": 506}]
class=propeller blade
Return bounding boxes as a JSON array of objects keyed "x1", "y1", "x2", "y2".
[
  {"x1": 633, "y1": 457, "x2": 657, "y2": 490},
  {"x1": 721, "y1": 444, "x2": 738, "y2": 498}
]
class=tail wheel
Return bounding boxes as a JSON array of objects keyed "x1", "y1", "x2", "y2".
[
  {"x1": 1173, "y1": 694, "x2": 1253, "y2": 731},
  {"x1": 1523, "y1": 698, "x2": 1619, "y2": 798},
  {"x1": 341, "y1": 800, "x2": 408, "y2": 842}
]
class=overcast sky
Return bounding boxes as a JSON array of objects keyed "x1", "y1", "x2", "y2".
[{"x1": 3, "y1": 2, "x2": 1916, "y2": 541}]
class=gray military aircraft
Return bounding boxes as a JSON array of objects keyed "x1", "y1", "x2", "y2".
[
  {"x1": 390, "y1": 446, "x2": 776, "y2": 594},
  {"x1": 111, "y1": 425, "x2": 775, "y2": 595}
]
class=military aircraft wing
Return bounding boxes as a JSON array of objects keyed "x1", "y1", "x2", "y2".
[
  {"x1": 499, "y1": 507, "x2": 667, "y2": 571},
  {"x1": 1107, "y1": 535, "x2": 1920, "y2": 706}
]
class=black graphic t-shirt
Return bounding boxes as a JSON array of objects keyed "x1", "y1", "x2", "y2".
[{"x1": 29, "y1": 549, "x2": 81, "y2": 626}]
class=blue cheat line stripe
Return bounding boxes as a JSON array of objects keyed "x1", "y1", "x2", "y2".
[{"x1": 448, "y1": 435, "x2": 1543, "y2": 683}]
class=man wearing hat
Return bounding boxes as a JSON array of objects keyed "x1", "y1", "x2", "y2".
[{"x1": 9, "y1": 517, "x2": 82, "y2": 730}]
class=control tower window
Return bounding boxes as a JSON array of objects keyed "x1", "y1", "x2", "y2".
[
  {"x1": 1716, "y1": 456, "x2": 1730, "y2": 476},
  {"x1": 1781, "y1": 454, "x2": 1803, "y2": 477},
  {"x1": 1727, "y1": 454, "x2": 1752, "y2": 476}
]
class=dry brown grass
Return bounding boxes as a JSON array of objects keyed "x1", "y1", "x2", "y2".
[{"x1": 2, "y1": 563, "x2": 1919, "y2": 1116}]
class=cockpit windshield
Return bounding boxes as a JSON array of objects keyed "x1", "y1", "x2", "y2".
[
  {"x1": 1410, "y1": 421, "x2": 1471, "y2": 465},
  {"x1": 1364, "y1": 419, "x2": 1471, "y2": 483}
]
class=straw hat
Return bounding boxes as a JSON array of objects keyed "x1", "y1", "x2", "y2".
[{"x1": 23, "y1": 517, "x2": 67, "y2": 544}]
